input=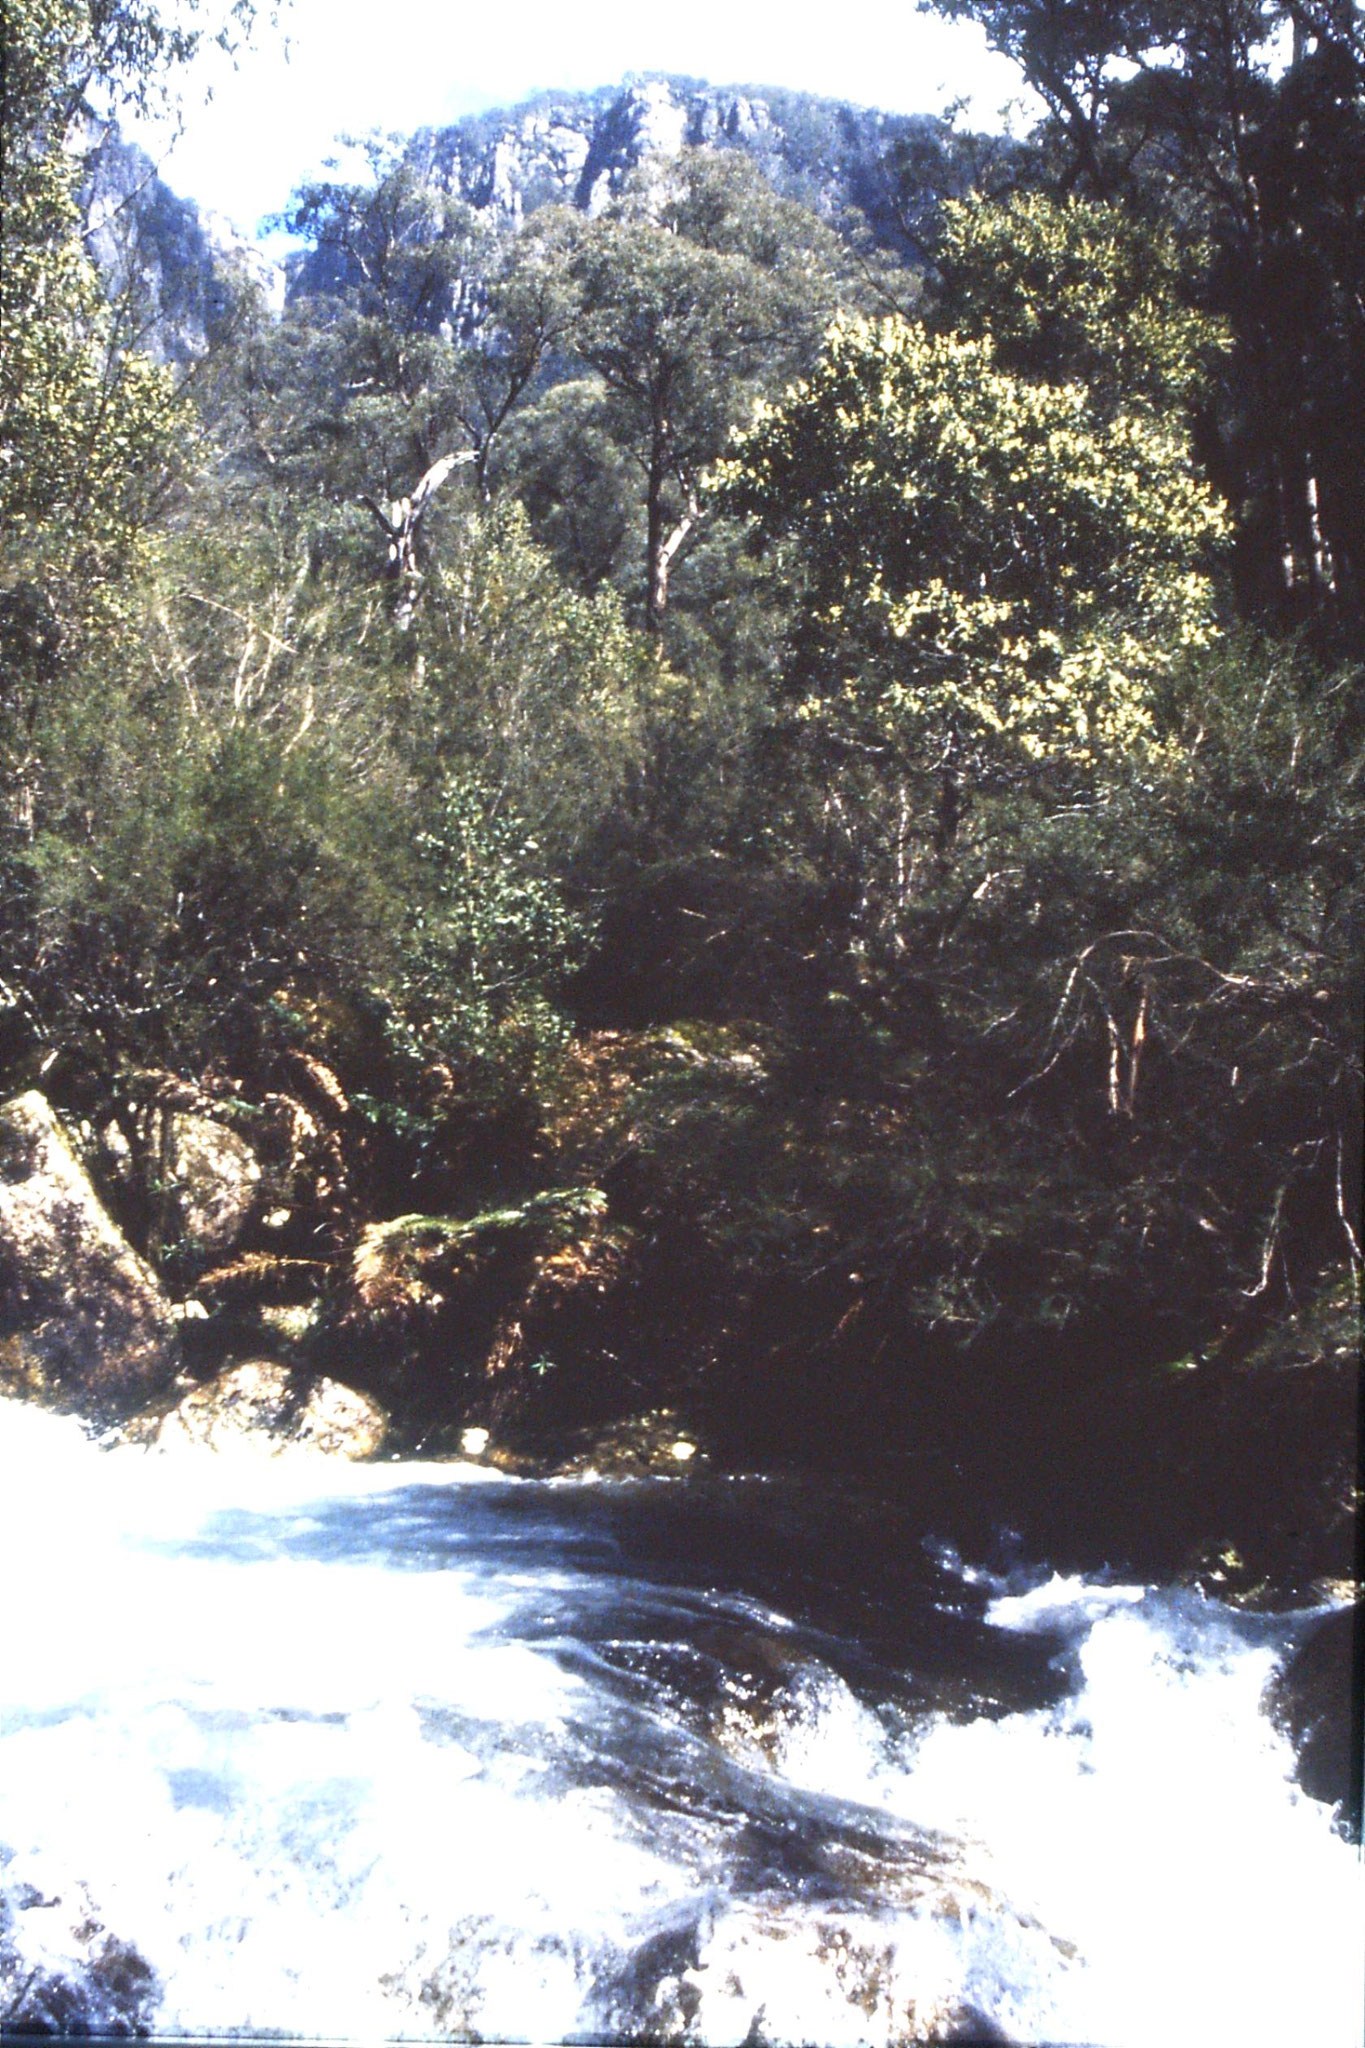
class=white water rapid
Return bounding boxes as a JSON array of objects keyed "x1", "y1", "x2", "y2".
[{"x1": 0, "y1": 1396, "x2": 1360, "y2": 2046}]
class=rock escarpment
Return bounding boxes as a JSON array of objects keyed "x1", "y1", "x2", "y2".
[
  {"x1": 0, "y1": 1092, "x2": 179, "y2": 1421},
  {"x1": 90, "y1": 77, "x2": 995, "y2": 356},
  {"x1": 409, "y1": 76, "x2": 945, "y2": 240},
  {"x1": 80, "y1": 122, "x2": 283, "y2": 363}
]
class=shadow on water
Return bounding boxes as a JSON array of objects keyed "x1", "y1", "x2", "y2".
[
  {"x1": 163, "y1": 1471, "x2": 1075, "y2": 1728},
  {"x1": 122, "y1": 1473, "x2": 1043, "y2": 1924}
]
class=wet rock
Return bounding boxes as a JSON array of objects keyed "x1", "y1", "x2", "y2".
[
  {"x1": 548, "y1": 1408, "x2": 708, "y2": 1479},
  {"x1": 1, "y1": 1857, "x2": 161, "y2": 2038},
  {"x1": 0, "y1": 1091, "x2": 178, "y2": 1422},
  {"x1": 1266, "y1": 1602, "x2": 1363, "y2": 1841},
  {"x1": 95, "y1": 1114, "x2": 135, "y2": 1189},
  {"x1": 166, "y1": 1111, "x2": 260, "y2": 1253},
  {"x1": 151, "y1": 1359, "x2": 387, "y2": 1459},
  {"x1": 255, "y1": 1300, "x2": 322, "y2": 1353}
]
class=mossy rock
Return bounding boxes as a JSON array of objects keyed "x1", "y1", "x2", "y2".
[
  {"x1": 351, "y1": 1187, "x2": 607, "y2": 1319},
  {"x1": 0, "y1": 1091, "x2": 179, "y2": 1422}
]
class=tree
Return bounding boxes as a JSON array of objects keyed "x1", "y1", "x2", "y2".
[
  {"x1": 0, "y1": 0, "x2": 206, "y2": 594},
  {"x1": 920, "y1": 0, "x2": 1365, "y2": 639},
  {"x1": 539, "y1": 152, "x2": 856, "y2": 634},
  {"x1": 0, "y1": 1, "x2": 247, "y2": 839},
  {"x1": 389, "y1": 498, "x2": 664, "y2": 862},
  {"x1": 932, "y1": 190, "x2": 1228, "y2": 416},
  {"x1": 381, "y1": 771, "x2": 590, "y2": 1123},
  {"x1": 265, "y1": 150, "x2": 491, "y2": 517},
  {"x1": 357, "y1": 449, "x2": 476, "y2": 627},
  {"x1": 261, "y1": 149, "x2": 578, "y2": 616},
  {"x1": 715, "y1": 313, "x2": 1226, "y2": 815}
]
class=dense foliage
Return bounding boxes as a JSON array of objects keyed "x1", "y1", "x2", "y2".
[
  {"x1": 715, "y1": 312, "x2": 1226, "y2": 774},
  {"x1": 2, "y1": 0, "x2": 1359, "y2": 1562},
  {"x1": 928, "y1": 0, "x2": 1365, "y2": 638}
]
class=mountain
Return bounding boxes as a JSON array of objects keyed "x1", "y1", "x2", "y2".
[
  {"x1": 405, "y1": 75, "x2": 981, "y2": 253},
  {"x1": 82, "y1": 78, "x2": 1012, "y2": 351},
  {"x1": 80, "y1": 123, "x2": 283, "y2": 364}
]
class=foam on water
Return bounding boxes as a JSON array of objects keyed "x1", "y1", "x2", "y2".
[
  {"x1": 0, "y1": 1397, "x2": 1360, "y2": 2045},
  {"x1": 893, "y1": 1577, "x2": 1363, "y2": 2046}
]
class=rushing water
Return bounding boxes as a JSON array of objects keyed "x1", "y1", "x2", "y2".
[{"x1": 0, "y1": 1395, "x2": 1360, "y2": 2046}]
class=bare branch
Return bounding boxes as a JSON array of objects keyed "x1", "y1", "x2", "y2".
[
  {"x1": 1337, "y1": 1136, "x2": 1363, "y2": 1272},
  {"x1": 1243, "y1": 1186, "x2": 1286, "y2": 1298}
]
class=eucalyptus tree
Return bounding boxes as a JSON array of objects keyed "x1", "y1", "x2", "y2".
[
  {"x1": 259, "y1": 149, "x2": 582, "y2": 618},
  {"x1": 921, "y1": 0, "x2": 1365, "y2": 639},
  {"x1": 521, "y1": 152, "x2": 859, "y2": 636},
  {"x1": 274, "y1": 149, "x2": 496, "y2": 502}
]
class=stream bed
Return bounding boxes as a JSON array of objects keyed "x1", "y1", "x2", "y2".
[{"x1": 1, "y1": 1396, "x2": 1360, "y2": 2046}]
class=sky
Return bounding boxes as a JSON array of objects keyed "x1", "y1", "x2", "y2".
[{"x1": 125, "y1": 0, "x2": 1036, "y2": 237}]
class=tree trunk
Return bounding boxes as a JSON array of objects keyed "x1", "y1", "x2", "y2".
[
  {"x1": 645, "y1": 439, "x2": 668, "y2": 638},
  {"x1": 651, "y1": 493, "x2": 700, "y2": 630}
]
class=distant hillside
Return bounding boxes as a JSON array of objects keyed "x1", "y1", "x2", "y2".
[
  {"x1": 402, "y1": 75, "x2": 984, "y2": 252},
  {"x1": 83, "y1": 78, "x2": 1012, "y2": 353}
]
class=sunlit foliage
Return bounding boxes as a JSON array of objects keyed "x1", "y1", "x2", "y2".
[{"x1": 716, "y1": 314, "x2": 1227, "y2": 770}]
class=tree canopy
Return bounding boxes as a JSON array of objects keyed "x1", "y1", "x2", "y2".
[
  {"x1": 521, "y1": 153, "x2": 859, "y2": 632},
  {"x1": 923, "y1": 0, "x2": 1365, "y2": 638},
  {"x1": 715, "y1": 312, "x2": 1226, "y2": 775}
]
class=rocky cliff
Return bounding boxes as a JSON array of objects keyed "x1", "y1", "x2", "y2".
[
  {"x1": 82, "y1": 78, "x2": 1001, "y2": 356},
  {"x1": 81, "y1": 123, "x2": 283, "y2": 364},
  {"x1": 408, "y1": 75, "x2": 971, "y2": 249}
]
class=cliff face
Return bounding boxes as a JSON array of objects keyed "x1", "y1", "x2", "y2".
[
  {"x1": 80, "y1": 124, "x2": 283, "y2": 364},
  {"x1": 82, "y1": 78, "x2": 983, "y2": 349},
  {"x1": 407, "y1": 76, "x2": 954, "y2": 249}
]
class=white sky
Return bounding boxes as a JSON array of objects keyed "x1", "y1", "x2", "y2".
[{"x1": 125, "y1": 0, "x2": 1035, "y2": 237}]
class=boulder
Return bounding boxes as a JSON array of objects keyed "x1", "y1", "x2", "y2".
[
  {"x1": 153, "y1": 1360, "x2": 387, "y2": 1459},
  {"x1": 549, "y1": 1408, "x2": 707, "y2": 1479},
  {"x1": 167, "y1": 1111, "x2": 260, "y2": 1253},
  {"x1": 0, "y1": 1091, "x2": 178, "y2": 1420},
  {"x1": 1266, "y1": 1602, "x2": 1363, "y2": 1841}
]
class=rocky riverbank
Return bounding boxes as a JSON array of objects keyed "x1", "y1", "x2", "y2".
[
  {"x1": 2, "y1": 1076, "x2": 1357, "y2": 1571},
  {"x1": 2, "y1": 1075, "x2": 1358, "y2": 1834},
  {"x1": 3, "y1": 1073, "x2": 1356, "y2": 1583}
]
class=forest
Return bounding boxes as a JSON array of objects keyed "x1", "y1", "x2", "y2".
[{"x1": 2, "y1": 0, "x2": 1361, "y2": 1595}]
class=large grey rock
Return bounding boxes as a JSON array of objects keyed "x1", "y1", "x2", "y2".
[
  {"x1": 0, "y1": 1092, "x2": 178, "y2": 1420},
  {"x1": 167, "y1": 1111, "x2": 261, "y2": 1254},
  {"x1": 151, "y1": 1361, "x2": 387, "y2": 1459}
]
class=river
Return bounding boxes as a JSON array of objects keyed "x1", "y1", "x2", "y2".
[{"x1": 1, "y1": 1396, "x2": 1360, "y2": 2046}]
